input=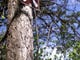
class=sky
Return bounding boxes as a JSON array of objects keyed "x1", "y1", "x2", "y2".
[
  {"x1": 68, "y1": 0, "x2": 80, "y2": 11},
  {"x1": 40, "y1": 0, "x2": 80, "y2": 59}
]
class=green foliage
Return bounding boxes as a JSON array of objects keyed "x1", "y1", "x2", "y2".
[
  {"x1": 0, "y1": 0, "x2": 7, "y2": 60},
  {"x1": 1, "y1": 15, "x2": 5, "y2": 19},
  {"x1": 69, "y1": 41, "x2": 80, "y2": 60},
  {"x1": 0, "y1": 34, "x2": 6, "y2": 60}
]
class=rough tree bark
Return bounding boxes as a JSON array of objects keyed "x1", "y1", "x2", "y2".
[{"x1": 6, "y1": 0, "x2": 33, "y2": 60}]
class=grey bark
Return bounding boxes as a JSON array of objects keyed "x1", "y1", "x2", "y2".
[{"x1": 6, "y1": 0, "x2": 33, "y2": 60}]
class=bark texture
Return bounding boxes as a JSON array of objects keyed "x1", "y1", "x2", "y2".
[{"x1": 7, "y1": 0, "x2": 33, "y2": 60}]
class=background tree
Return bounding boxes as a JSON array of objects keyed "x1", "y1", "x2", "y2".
[{"x1": 33, "y1": 0, "x2": 80, "y2": 60}]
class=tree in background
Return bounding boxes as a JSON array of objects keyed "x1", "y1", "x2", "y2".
[{"x1": 33, "y1": 0, "x2": 80, "y2": 60}]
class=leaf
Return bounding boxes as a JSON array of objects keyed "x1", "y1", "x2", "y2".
[{"x1": 1, "y1": 15, "x2": 5, "y2": 19}]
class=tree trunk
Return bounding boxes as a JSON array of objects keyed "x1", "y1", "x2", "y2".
[{"x1": 6, "y1": 0, "x2": 33, "y2": 60}]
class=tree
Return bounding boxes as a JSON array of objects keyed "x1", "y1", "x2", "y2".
[
  {"x1": 6, "y1": 0, "x2": 33, "y2": 60},
  {"x1": 0, "y1": 0, "x2": 80, "y2": 60}
]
